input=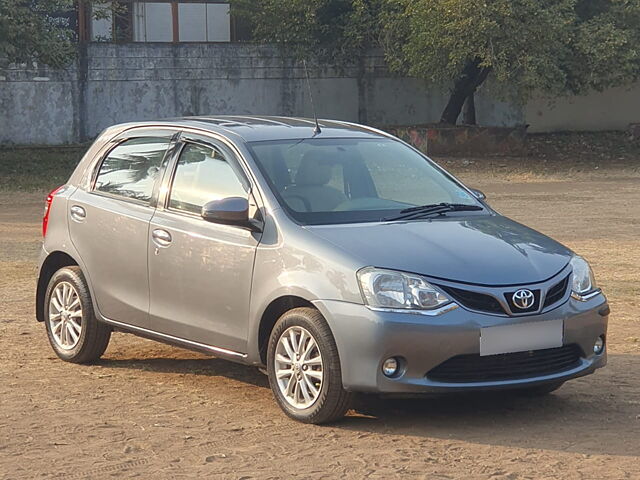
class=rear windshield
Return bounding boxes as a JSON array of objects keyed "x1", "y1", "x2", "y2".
[{"x1": 248, "y1": 138, "x2": 482, "y2": 225}]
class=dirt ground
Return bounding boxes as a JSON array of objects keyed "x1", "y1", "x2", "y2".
[{"x1": 1, "y1": 158, "x2": 639, "y2": 480}]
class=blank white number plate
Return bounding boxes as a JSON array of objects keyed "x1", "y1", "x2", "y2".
[{"x1": 480, "y1": 319, "x2": 563, "y2": 356}]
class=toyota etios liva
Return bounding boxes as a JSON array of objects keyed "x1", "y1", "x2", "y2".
[{"x1": 37, "y1": 117, "x2": 608, "y2": 423}]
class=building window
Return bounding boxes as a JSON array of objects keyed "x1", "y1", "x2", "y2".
[
  {"x1": 87, "y1": 1, "x2": 242, "y2": 43},
  {"x1": 132, "y1": 2, "x2": 174, "y2": 42}
]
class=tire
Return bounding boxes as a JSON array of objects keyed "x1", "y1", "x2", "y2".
[
  {"x1": 44, "y1": 266, "x2": 111, "y2": 363},
  {"x1": 511, "y1": 381, "x2": 565, "y2": 397},
  {"x1": 267, "y1": 307, "x2": 352, "y2": 424}
]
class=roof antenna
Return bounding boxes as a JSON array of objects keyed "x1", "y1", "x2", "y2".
[{"x1": 303, "y1": 60, "x2": 321, "y2": 136}]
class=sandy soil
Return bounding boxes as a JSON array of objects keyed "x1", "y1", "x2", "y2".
[{"x1": 1, "y1": 164, "x2": 639, "y2": 480}]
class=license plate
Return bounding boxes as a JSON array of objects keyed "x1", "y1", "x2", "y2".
[{"x1": 480, "y1": 319, "x2": 563, "y2": 356}]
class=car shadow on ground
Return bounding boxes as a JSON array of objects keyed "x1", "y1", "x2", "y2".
[
  {"x1": 97, "y1": 356, "x2": 270, "y2": 389},
  {"x1": 98, "y1": 352, "x2": 638, "y2": 457},
  {"x1": 339, "y1": 353, "x2": 639, "y2": 457}
]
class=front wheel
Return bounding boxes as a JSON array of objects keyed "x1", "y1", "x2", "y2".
[{"x1": 267, "y1": 307, "x2": 352, "y2": 424}]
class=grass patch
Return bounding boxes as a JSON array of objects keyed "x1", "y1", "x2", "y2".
[{"x1": 0, "y1": 145, "x2": 88, "y2": 191}]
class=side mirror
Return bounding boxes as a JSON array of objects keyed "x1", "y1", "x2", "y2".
[
  {"x1": 469, "y1": 188, "x2": 486, "y2": 201},
  {"x1": 202, "y1": 197, "x2": 261, "y2": 231}
]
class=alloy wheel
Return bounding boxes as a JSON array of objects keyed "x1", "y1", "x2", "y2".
[
  {"x1": 48, "y1": 281, "x2": 83, "y2": 350},
  {"x1": 274, "y1": 326, "x2": 324, "y2": 409}
]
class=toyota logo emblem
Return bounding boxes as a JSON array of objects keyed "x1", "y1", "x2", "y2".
[{"x1": 512, "y1": 289, "x2": 535, "y2": 309}]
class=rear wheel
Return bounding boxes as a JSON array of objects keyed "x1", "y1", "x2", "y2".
[
  {"x1": 267, "y1": 307, "x2": 352, "y2": 424},
  {"x1": 44, "y1": 266, "x2": 111, "y2": 363}
]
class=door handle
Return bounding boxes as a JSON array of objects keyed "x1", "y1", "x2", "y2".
[
  {"x1": 152, "y1": 228, "x2": 172, "y2": 247},
  {"x1": 70, "y1": 205, "x2": 86, "y2": 222}
]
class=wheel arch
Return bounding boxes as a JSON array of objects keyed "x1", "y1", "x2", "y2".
[
  {"x1": 36, "y1": 251, "x2": 80, "y2": 322},
  {"x1": 257, "y1": 295, "x2": 316, "y2": 365}
]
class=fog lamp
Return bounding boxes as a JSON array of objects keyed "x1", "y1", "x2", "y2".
[
  {"x1": 594, "y1": 336, "x2": 605, "y2": 355},
  {"x1": 382, "y1": 357, "x2": 399, "y2": 377}
]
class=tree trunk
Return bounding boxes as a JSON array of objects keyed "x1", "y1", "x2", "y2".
[
  {"x1": 356, "y1": 55, "x2": 369, "y2": 124},
  {"x1": 440, "y1": 86, "x2": 470, "y2": 126},
  {"x1": 440, "y1": 60, "x2": 491, "y2": 125},
  {"x1": 462, "y1": 92, "x2": 476, "y2": 125}
]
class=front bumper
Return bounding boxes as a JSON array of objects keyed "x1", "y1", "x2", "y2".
[{"x1": 313, "y1": 294, "x2": 608, "y2": 393}]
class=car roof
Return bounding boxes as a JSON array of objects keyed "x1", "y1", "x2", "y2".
[{"x1": 115, "y1": 115, "x2": 387, "y2": 143}]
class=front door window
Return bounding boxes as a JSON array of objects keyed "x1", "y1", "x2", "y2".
[{"x1": 169, "y1": 143, "x2": 248, "y2": 215}]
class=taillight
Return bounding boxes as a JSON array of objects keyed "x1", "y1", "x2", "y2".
[{"x1": 43, "y1": 185, "x2": 65, "y2": 237}]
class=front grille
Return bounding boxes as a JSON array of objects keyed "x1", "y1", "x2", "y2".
[
  {"x1": 435, "y1": 273, "x2": 570, "y2": 316},
  {"x1": 426, "y1": 344, "x2": 583, "y2": 383},
  {"x1": 436, "y1": 285, "x2": 505, "y2": 315},
  {"x1": 543, "y1": 275, "x2": 570, "y2": 308}
]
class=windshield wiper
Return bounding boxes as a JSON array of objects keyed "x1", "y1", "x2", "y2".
[{"x1": 382, "y1": 203, "x2": 483, "y2": 222}]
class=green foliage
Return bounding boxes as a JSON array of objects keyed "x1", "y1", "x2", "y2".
[
  {"x1": 571, "y1": 0, "x2": 640, "y2": 92},
  {"x1": 0, "y1": 0, "x2": 118, "y2": 68},
  {"x1": 230, "y1": 0, "x2": 383, "y2": 62},
  {"x1": 233, "y1": 0, "x2": 640, "y2": 123},
  {"x1": 382, "y1": 0, "x2": 640, "y2": 100},
  {"x1": 0, "y1": 0, "x2": 77, "y2": 68}
]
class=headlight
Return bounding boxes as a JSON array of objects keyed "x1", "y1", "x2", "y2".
[
  {"x1": 570, "y1": 256, "x2": 597, "y2": 298},
  {"x1": 357, "y1": 267, "x2": 453, "y2": 311}
]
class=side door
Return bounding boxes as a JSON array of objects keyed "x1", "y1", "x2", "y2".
[
  {"x1": 68, "y1": 130, "x2": 177, "y2": 328},
  {"x1": 148, "y1": 135, "x2": 262, "y2": 354}
]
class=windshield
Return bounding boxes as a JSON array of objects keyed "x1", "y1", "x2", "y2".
[{"x1": 248, "y1": 137, "x2": 484, "y2": 225}]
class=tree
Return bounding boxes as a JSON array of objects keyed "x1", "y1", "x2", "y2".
[
  {"x1": 382, "y1": 0, "x2": 640, "y2": 125},
  {"x1": 0, "y1": 0, "x2": 115, "y2": 69},
  {"x1": 231, "y1": 0, "x2": 640, "y2": 125},
  {"x1": 230, "y1": 0, "x2": 383, "y2": 65},
  {"x1": 0, "y1": 1, "x2": 78, "y2": 68}
]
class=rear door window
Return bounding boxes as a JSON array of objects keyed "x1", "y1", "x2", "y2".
[{"x1": 94, "y1": 137, "x2": 170, "y2": 203}]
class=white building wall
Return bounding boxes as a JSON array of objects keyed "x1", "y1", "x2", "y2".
[{"x1": 527, "y1": 83, "x2": 640, "y2": 132}]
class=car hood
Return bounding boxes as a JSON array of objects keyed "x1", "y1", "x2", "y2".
[{"x1": 306, "y1": 215, "x2": 572, "y2": 286}]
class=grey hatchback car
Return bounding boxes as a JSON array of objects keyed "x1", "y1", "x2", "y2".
[{"x1": 37, "y1": 116, "x2": 608, "y2": 423}]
